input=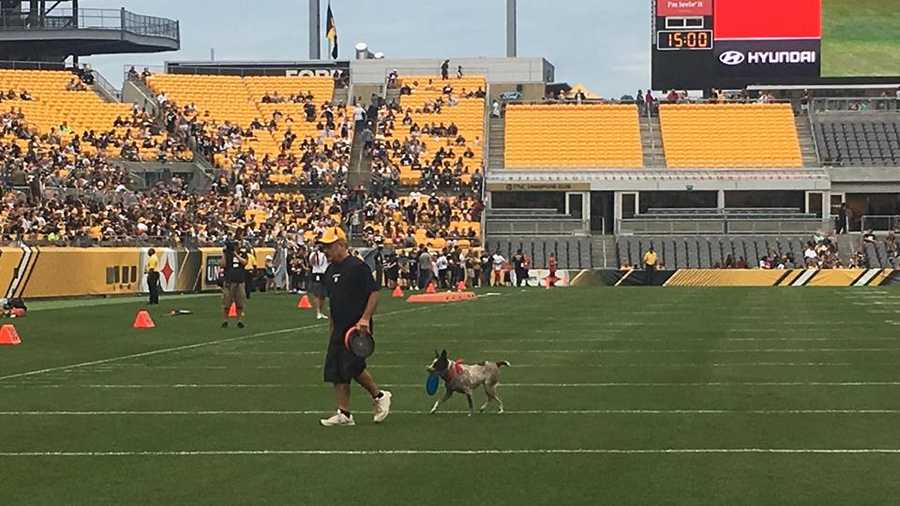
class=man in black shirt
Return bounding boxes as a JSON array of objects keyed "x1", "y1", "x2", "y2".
[
  {"x1": 512, "y1": 249, "x2": 527, "y2": 287},
  {"x1": 318, "y1": 227, "x2": 392, "y2": 427},
  {"x1": 221, "y1": 241, "x2": 247, "y2": 328}
]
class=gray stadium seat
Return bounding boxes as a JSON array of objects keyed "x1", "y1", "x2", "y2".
[
  {"x1": 628, "y1": 239, "x2": 641, "y2": 269},
  {"x1": 755, "y1": 239, "x2": 769, "y2": 261},
  {"x1": 876, "y1": 242, "x2": 889, "y2": 268},
  {"x1": 662, "y1": 239, "x2": 676, "y2": 268},
  {"x1": 687, "y1": 238, "x2": 700, "y2": 268},
  {"x1": 617, "y1": 239, "x2": 629, "y2": 268},
  {"x1": 863, "y1": 243, "x2": 878, "y2": 268},
  {"x1": 675, "y1": 238, "x2": 688, "y2": 268},
  {"x1": 699, "y1": 239, "x2": 712, "y2": 268}
]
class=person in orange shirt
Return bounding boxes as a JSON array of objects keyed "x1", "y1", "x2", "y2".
[{"x1": 547, "y1": 254, "x2": 558, "y2": 287}]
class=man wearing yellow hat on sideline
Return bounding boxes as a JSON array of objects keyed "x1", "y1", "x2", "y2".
[{"x1": 317, "y1": 226, "x2": 392, "y2": 427}]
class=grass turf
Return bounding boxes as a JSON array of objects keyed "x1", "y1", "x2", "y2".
[
  {"x1": 821, "y1": 0, "x2": 900, "y2": 77},
  {"x1": 1, "y1": 287, "x2": 900, "y2": 504}
]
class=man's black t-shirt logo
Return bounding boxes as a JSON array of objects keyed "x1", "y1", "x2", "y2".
[{"x1": 332, "y1": 273, "x2": 341, "y2": 284}]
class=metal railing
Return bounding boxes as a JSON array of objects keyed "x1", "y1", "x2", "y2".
[
  {"x1": 806, "y1": 104, "x2": 823, "y2": 166},
  {"x1": 618, "y1": 218, "x2": 826, "y2": 235},
  {"x1": 90, "y1": 69, "x2": 120, "y2": 101},
  {"x1": 861, "y1": 215, "x2": 900, "y2": 232},
  {"x1": 122, "y1": 64, "x2": 165, "y2": 86},
  {"x1": 487, "y1": 218, "x2": 587, "y2": 236},
  {"x1": 812, "y1": 97, "x2": 900, "y2": 113},
  {"x1": 0, "y1": 59, "x2": 65, "y2": 70},
  {"x1": 0, "y1": 8, "x2": 178, "y2": 42},
  {"x1": 385, "y1": 67, "x2": 491, "y2": 84}
]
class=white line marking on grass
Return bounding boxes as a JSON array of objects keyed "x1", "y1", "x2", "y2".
[
  {"x1": 479, "y1": 348, "x2": 900, "y2": 354},
  {"x1": 4, "y1": 409, "x2": 900, "y2": 416},
  {"x1": 214, "y1": 347, "x2": 900, "y2": 357},
  {"x1": 4, "y1": 448, "x2": 900, "y2": 457},
  {"x1": 7, "y1": 381, "x2": 900, "y2": 389},
  {"x1": 0, "y1": 304, "x2": 457, "y2": 383},
  {"x1": 74, "y1": 362, "x2": 885, "y2": 371},
  {"x1": 227, "y1": 337, "x2": 900, "y2": 348}
]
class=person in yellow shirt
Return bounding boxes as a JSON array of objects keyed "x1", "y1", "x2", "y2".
[
  {"x1": 146, "y1": 248, "x2": 160, "y2": 305},
  {"x1": 643, "y1": 246, "x2": 658, "y2": 284}
]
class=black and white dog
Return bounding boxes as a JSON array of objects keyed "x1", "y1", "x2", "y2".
[{"x1": 426, "y1": 350, "x2": 510, "y2": 415}]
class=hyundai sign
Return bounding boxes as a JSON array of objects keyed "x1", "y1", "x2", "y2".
[{"x1": 651, "y1": 0, "x2": 900, "y2": 90}]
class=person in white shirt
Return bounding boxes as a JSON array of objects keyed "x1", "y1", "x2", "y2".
[
  {"x1": 491, "y1": 251, "x2": 506, "y2": 287},
  {"x1": 491, "y1": 101, "x2": 501, "y2": 118},
  {"x1": 803, "y1": 242, "x2": 818, "y2": 267},
  {"x1": 436, "y1": 252, "x2": 449, "y2": 288},
  {"x1": 309, "y1": 246, "x2": 330, "y2": 319},
  {"x1": 353, "y1": 104, "x2": 366, "y2": 122}
]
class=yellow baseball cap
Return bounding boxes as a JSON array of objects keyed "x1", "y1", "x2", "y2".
[{"x1": 318, "y1": 227, "x2": 348, "y2": 245}]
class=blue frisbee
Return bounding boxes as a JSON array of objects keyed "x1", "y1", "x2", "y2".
[{"x1": 425, "y1": 374, "x2": 440, "y2": 396}]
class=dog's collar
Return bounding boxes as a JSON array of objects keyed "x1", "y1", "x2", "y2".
[{"x1": 445, "y1": 360, "x2": 464, "y2": 382}]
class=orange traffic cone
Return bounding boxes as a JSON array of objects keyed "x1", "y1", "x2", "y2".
[
  {"x1": 0, "y1": 324, "x2": 21, "y2": 345},
  {"x1": 228, "y1": 303, "x2": 239, "y2": 318},
  {"x1": 425, "y1": 282, "x2": 437, "y2": 294},
  {"x1": 456, "y1": 281, "x2": 466, "y2": 292},
  {"x1": 297, "y1": 295, "x2": 312, "y2": 309},
  {"x1": 132, "y1": 310, "x2": 155, "y2": 329},
  {"x1": 392, "y1": 286, "x2": 404, "y2": 298}
]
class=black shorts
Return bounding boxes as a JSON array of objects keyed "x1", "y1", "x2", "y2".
[
  {"x1": 309, "y1": 273, "x2": 327, "y2": 297},
  {"x1": 323, "y1": 335, "x2": 367, "y2": 384}
]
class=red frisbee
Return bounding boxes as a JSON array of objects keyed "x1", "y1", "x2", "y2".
[{"x1": 344, "y1": 326, "x2": 375, "y2": 358}]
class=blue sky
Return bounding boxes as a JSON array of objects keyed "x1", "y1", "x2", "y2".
[{"x1": 84, "y1": 0, "x2": 651, "y2": 98}]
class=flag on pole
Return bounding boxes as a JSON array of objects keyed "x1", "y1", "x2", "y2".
[{"x1": 326, "y1": 3, "x2": 338, "y2": 59}]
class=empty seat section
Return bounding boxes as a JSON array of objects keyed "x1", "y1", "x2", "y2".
[
  {"x1": 504, "y1": 104, "x2": 642, "y2": 168},
  {"x1": 686, "y1": 239, "x2": 700, "y2": 268},
  {"x1": 659, "y1": 104, "x2": 802, "y2": 168},
  {"x1": 814, "y1": 118, "x2": 900, "y2": 166},
  {"x1": 675, "y1": 239, "x2": 688, "y2": 268}
]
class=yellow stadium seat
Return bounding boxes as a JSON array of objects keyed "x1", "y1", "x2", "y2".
[
  {"x1": 659, "y1": 104, "x2": 802, "y2": 169},
  {"x1": 504, "y1": 104, "x2": 643, "y2": 168}
]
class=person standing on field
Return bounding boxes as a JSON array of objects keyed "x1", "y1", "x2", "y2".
[{"x1": 317, "y1": 227, "x2": 392, "y2": 427}]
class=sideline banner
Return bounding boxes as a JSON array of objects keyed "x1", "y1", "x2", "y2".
[{"x1": 585, "y1": 269, "x2": 896, "y2": 287}]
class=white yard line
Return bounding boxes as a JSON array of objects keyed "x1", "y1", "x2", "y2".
[
  {"x1": 6, "y1": 381, "x2": 900, "y2": 389},
  {"x1": 3, "y1": 448, "x2": 900, "y2": 457},
  {"x1": 212, "y1": 347, "x2": 900, "y2": 357},
  {"x1": 0, "y1": 304, "x2": 459, "y2": 383},
  {"x1": 2, "y1": 409, "x2": 900, "y2": 416},
  {"x1": 82, "y1": 361, "x2": 886, "y2": 370}
]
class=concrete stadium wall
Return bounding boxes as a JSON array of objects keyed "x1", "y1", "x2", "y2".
[
  {"x1": 0, "y1": 247, "x2": 274, "y2": 300},
  {"x1": 350, "y1": 57, "x2": 553, "y2": 85}
]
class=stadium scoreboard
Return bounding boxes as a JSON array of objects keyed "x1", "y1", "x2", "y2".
[{"x1": 651, "y1": 0, "x2": 900, "y2": 91}]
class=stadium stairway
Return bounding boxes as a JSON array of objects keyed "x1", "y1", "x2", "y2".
[
  {"x1": 796, "y1": 114, "x2": 820, "y2": 167},
  {"x1": 333, "y1": 85, "x2": 349, "y2": 105},
  {"x1": 121, "y1": 77, "x2": 161, "y2": 116},
  {"x1": 384, "y1": 86, "x2": 400, "y2": 105},
  {"x1": 591, "y1": 236, "x2": 618, "y2": 269},
  {"x1": 488, "y1": 114, "x2": 505, "y2": 170},
  {"x1": 640, "y1": 115, "x2": 666, "y2": 168}
]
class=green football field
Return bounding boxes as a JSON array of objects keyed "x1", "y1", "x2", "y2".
[
  {"x1": 821, "y1": 0, "x2": 900, "y2": 77},
  {"x1": 2, "y1": 287, "x2": 900, "y2": 504}
]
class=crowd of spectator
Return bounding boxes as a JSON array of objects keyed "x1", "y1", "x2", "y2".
[{"x1": 706, "y1": 233, "x2": 878, "y2": 270}]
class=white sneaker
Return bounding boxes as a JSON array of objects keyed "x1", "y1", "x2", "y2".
[
  {"x1": 316, "y1": 313, "x2": 328, "y2": 320},
  {"x1": 320, "y1": 410, "x2": 355, "y2": 427},
  {"x1": 373, "y1": 391, "x2": 392, "y2": 423}
]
